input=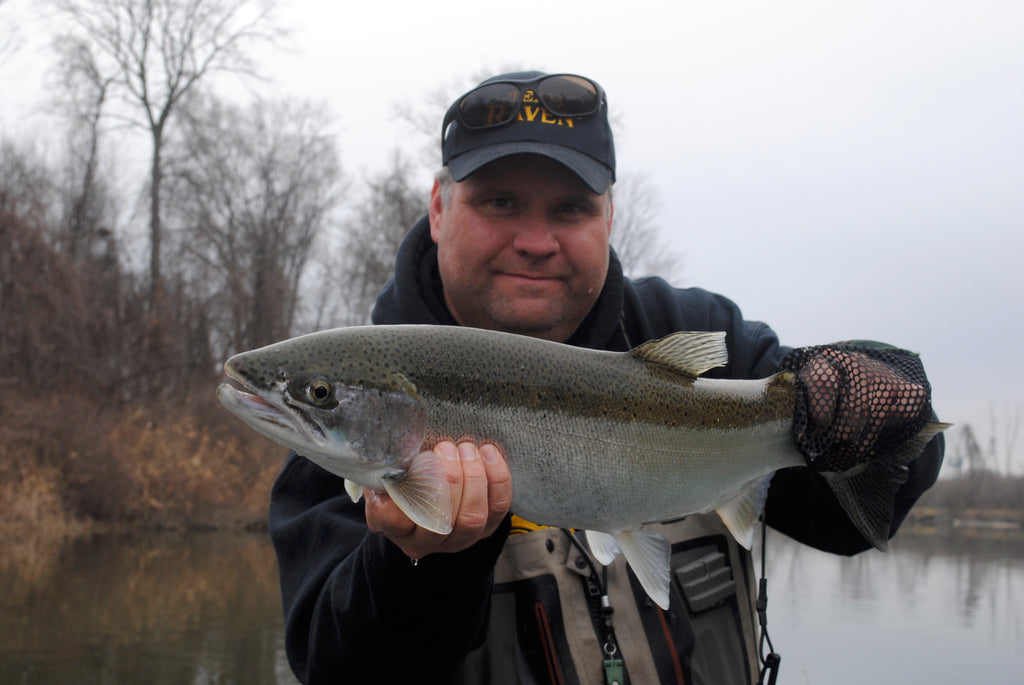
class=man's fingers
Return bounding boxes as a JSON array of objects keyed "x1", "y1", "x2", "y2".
[
  {"x1": 364, "y1": 440, "x2": 513, "y2": 558},
  {"x1": 451, "y1": 442, "x2": 490, "y2": 536},
  {"x1": 481, "y1": 443, "x2": 513, "y2": 530},
  {"x1": 802, "y1": 355, "x2": 840, "y2": 426},
  {"x1": 437, "y1": 441, "x2": 466, "y2": 523},
  {"x1": 364, "y1": 489, "x2": 416, "y2": 539}
]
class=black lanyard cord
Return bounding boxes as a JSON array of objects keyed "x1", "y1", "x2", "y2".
[
  {"x1": 562, "y1": 529, "x2": 626, "y2": 685},
  {"x1": 756, "y1": 517, "x2": 782, "y2": 685}
]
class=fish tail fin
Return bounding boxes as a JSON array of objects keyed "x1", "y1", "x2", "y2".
[
  {"x1": 382, "y1": 450, "x2": 453, "y2": 535},
  {"x1": 615, "y1": 529, "x2": 672, "y2": 610},
  {"x1": 824, "y1": 421, "x2": 950, "y2": 551},
  {"x1": 715, "y1": 473, "x2": 773, "y2": 549}
]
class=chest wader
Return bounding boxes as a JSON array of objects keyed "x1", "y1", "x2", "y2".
[{"x1": 451, "y1": 515, "x2": 760, "y2": 685}]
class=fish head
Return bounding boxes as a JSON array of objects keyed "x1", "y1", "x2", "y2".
[{"x1": 216, "y1": 330, "x2": 427, "y2": 486}]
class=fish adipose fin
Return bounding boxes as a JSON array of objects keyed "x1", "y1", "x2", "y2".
[
  {"x1": 382, "y1": 451, "x2": 453, "y2": 535},
  {"x1": 631, "y1": 331, "x2": 729, "y2": 380},
  {"x1": 824, "y1": 421, "x2": 950, "y2": 551},
  {"x1": 715, "y1": 473, "x2": 773, "y2": 549}
]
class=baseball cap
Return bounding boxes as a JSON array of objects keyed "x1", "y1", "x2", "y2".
[{"x1": 441, "y1": 71, "x2": 616, "y2": 193}]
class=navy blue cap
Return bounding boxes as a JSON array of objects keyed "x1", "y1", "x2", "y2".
[{"x1": 441, "y1": 71, "x2": 616, "y2": 193}]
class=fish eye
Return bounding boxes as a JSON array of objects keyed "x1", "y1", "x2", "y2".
[{"x1": 305, "y1": 378, "x2": 334, "y2": 405}]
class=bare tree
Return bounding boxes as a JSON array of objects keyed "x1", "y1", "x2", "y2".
[
  {"x1": 166, "y1": 95, "x2": 342, "y2": 355},
  {"x1": 316, "y1": 150, "x2": 426, "y2": 327},
  {"x1": 54, "y1": 38, "x2": 117, "y2": 260},
  {"x1": 53, "y1": 0, "x2": 281, "y2": 307},
  {"x1": 610, "y1": 172, "x2": 683, "y2": 282},
  {"x1": 0, "y1": 139, "x2": 54, "y2": 221},
  {"x1": 988, "y1": 403, "x2": 1023, "y2": 476},
  {"x1": 0, "y1": 140, "x2": 127, "y2": 398},
  {"x1": 958, "y1": 423, "x2": 986, "y2": 477}
]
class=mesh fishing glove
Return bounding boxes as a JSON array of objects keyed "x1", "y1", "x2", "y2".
[{"x1": 778, "y1": 342, "x2": 934, "y2": 472}]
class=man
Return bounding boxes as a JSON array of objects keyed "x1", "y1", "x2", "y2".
[{"x1": 269, "y1": 71, "x2": 944, "y2": 684}]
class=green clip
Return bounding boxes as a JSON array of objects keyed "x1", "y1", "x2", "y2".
[{"x1": 603, "y1": 658, "x2": 624, "y2": 685}]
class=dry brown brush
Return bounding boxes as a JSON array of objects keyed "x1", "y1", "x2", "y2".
[{"x1": 0, "y1": 198, "x2": 285, "y2": 535}]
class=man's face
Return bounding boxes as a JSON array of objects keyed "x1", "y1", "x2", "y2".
[{"x1": 429, "y1": 155, "x2": 613, "y2": 343}]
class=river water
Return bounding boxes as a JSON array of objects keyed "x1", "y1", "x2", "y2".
[{"x1": 1, "y1": 527, "x2": 1020, "y2": 684}]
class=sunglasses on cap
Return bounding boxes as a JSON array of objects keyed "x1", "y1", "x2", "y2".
[{"x1": 442, "y1": 74, "x2": 605, "y2": 141}]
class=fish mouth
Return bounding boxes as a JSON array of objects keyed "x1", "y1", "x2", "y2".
[{"x1": 216, "y1": 367, "x2": 327, "y2": 450}]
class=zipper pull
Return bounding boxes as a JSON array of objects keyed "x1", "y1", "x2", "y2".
[
  {"x1": 602, "y1": 638, "x2": 624, "y2": 685},
  {"x1": 603, "y1": 657, "x2": 625, "y2": 685}
]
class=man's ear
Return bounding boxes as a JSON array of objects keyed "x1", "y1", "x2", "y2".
[{"x1": 428, "y1": 179, "x2": 444, "y2": 243}]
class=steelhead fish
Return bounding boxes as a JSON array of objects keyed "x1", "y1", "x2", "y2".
[{"x1": 217, "y1": 325, "x2": 947, "y2": 609}]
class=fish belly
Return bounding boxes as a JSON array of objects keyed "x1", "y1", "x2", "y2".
[{"x1": 425, "y1": 400, "x2": 803, "y2": 532}]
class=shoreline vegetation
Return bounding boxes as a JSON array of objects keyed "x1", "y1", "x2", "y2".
[{"x1": 0, "y1": 392, "x2": 283, "y2": 544}]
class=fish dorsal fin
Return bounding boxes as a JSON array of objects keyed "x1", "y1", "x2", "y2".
[{"x1": 630, "y1": 331, "x2": 728, "y2": 380}]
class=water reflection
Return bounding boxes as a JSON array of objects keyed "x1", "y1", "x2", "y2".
[
  {"x1": 0, "y1": 530, "x2": 297, "y2": 685},
  {"x1": 2, "y1": 528, "x2": 1021, "y2": 684},
  {"x1": 763, "y1": 529, "x2": 1023, "y2": 685}
]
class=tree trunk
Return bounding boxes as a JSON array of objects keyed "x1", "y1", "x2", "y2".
[{"x1": 149, "y1": 129, "x2": 163, "y2": 309}]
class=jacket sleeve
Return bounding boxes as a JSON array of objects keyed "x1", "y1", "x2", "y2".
[{"x1": 269, "y1": 452, "x2": 511, "y2": 684}]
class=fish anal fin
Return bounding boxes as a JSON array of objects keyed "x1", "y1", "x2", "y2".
[
  {"x1": 715, "y1": 473, "x2": 773, "y2": 549},
  {"x1": 616, "y1": 529, "x2": 672, "y2": 610},
  {"x1": 585, "y1": 530, "x2": 621, "y2": 566},
  {"x1": 630, "y1": 331, "x2": 728, "y2": 379},
  {"x1": 382, "y1": 450, "x2": 453, "y2": 535}
]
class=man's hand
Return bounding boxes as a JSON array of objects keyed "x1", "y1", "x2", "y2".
[
  {"x1": 364, "y1": 441, "x2": 513, "y2": 560},
  {"x1": 803, "y1": 349, "x2": 927, "y2": 435},
  {"x1": 794, "y1": 346, "x2": 931, "y2": 470}
]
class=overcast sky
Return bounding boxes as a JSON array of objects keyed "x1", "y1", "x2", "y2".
[{"x1": 3, "y1": 0, "x2": 1022, "y2": 469}]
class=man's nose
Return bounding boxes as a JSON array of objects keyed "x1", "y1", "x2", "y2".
[{"x1": 511, "y1": 216, "x2": 559, "y2": 256}]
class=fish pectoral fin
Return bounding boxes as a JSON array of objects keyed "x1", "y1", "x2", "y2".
[
  {"x1": 616, "y1": 529, "x2": 672, "y2": 611},
  {"x1": 381, "y1": 451, "x2": 453, "y2": 535},
  {"x1": 344, "y1": 479, "x2": 363, "y2": 504},
  {"x1": 824, "y1": 420, "x2": 950, "y2": 551},
  {"x1": 585, "y1": 530, "x2": 621, "y2": 566},
  {"x1": 715, "y1": 473, "x2": 773, "y2": 549}
]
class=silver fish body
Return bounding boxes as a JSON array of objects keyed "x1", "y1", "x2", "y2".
[{"x1": 217, "y1": 324, "x2": 946, "y2": 609}]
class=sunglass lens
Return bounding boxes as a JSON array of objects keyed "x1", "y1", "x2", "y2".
[
  {"x1": 537, "y1": 76, "x2": 599, "y2": 117},
  {"x1": 459, "y1": 83, "x2": 522, "y2": 128}
]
